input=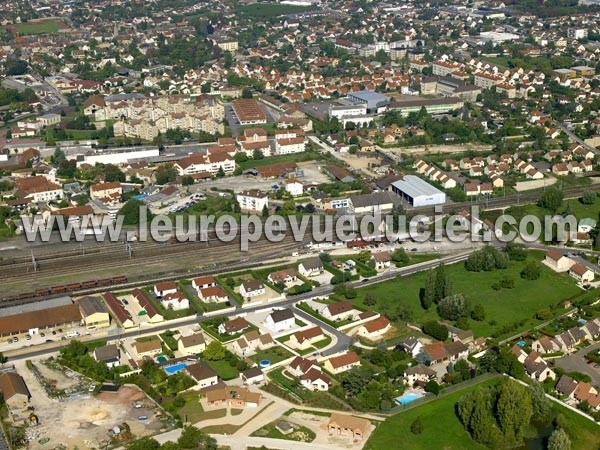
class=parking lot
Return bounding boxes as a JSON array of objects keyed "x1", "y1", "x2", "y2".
[{"x1": 554, "y1": 341, "x2": 600, "y2": 385}]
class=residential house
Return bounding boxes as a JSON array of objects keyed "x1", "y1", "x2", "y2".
[
  {"x1": 133, "y1": 339, "x2": 163, "y2": 358},
  {"x1": 177, "y1": 333, "x2": 206, "y2": 356},
  {"x1": 93, "y1": 344, "x2": 121, "y2": 368},
  {"x1": 298, "y1": 258, "x2": 324, "y2": 277},
  {"x1": 371, "y1": 252, "x2": 391, "y2": 270},
  {"x1": 265, "y1": 308, "x2": 296, "y2": 332},
  {"x1": 239, "y1": 280, "x2": 266, "y2": 298},
  {"x1": 328, "y1": 413, "x2": 371, "y2": 441},
  {"x1": 192, "y1": 275, "x2": 216, "y2": 292},
  {"x1": 185, "y1": 363, "x2": 219, "y2": 389},
  {"x1": 289, "y1": 326, "x2": 325, "y2": 351},
  {"x1": 544, "y1": 250, "x2": 574, "y2": 272},
  {"x1": 300, "y1": 368, "x2": 332, "y2": 391},
  {"x1": 154, "y1": 282, "x2": 178, "y2": 298},
  {"x1": 232, "y1": 330, "x2": 275, "y2": 356},
  {"x1": 523, "y1": 351, "x2": 556, "y2": 382},
  {"x1": 218, "y1": 317, "x2": 251, "y2": 335},
  {"x1": 240, "y1": 367, "x2": 265, "y2": 385},
  {"x1": 356, "y1": 316, "x2": 391, "y2": 340},
  {"x1": 324, "y1": 352, "x2": 361, "y2": 374},
  {"x1": 403, "y1": 364, "x2": 437, "y2": 387},
  {"x1": 199, "y1": 286, "x2": 229, "y2": 303},
  {"x1": 288, "y1": 356, "x2": 321, "y2": 378},
  {"x1": 161, "y1": 290, "x2": 190, "y2": 311},
  {"x1": 206, "y1": 387, "x2": 262, "y2": 408},
  {"x1": 321, "y1": 301, "x2": 355, "y2": 322},
  {"x1": 267, "y1": 268, "x2": 297, "y2": 285},
  {"x1": 397, "y1": 336, "x2": 423, "y2": 357},
  {"x1": 569, "y1": 263, "x2": 594, "y2": 283}
]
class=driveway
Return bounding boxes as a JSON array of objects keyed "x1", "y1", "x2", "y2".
[{"x1": 553, "y1": 341, "x2": 600, "y2": 385}]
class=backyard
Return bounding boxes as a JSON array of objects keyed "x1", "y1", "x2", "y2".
[{"x1": 349, "y1": 252, "x2": 581, "y2": 339}]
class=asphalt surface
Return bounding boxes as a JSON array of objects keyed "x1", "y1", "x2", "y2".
[
  {"x1": 4, "y1": 251, "x2": 470, "y2": 363},
  {"x1": 553, "y1": 341, "x2": 600, "y2": 385}
]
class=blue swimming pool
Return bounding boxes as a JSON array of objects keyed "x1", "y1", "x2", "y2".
[
  {"x1": 395, "y1": 393, "x2": 420, "y2": 405},
  {"x1": 517, "y1": 340, "x2": 526, "y2": 347},
  {"x1": 156, "y1": 355, "x2": 168, "y2": 363},
  {"x1": 164, "y1": 363, "x2": 187, "y2": 375}
]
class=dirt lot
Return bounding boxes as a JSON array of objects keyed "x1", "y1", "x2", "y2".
[
  {"x1": 286, "y1": 411, "x2": 372, "y2": 449},
  {"x1": 15, "y1": 359, "x2": 167, "y2": 449}
]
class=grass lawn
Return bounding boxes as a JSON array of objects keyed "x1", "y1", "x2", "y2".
[
  {"x1": 236, "y1": 151, "x2": 320, "y2": 170},
  {"x1": 235, "y1": 3, "x2": 314, "y2": 18},
  {"x1": 250, "y1": 346, "x2": 294, "y2": 365},
  {"x1": 350, "y1": 252, "x2": 581, "y2": 339},
  {"x1": 365, "y1": 377, "x2": 600, "y2": 450},
  {"x1": 11, "y1": 19, "x2": 64, "y2": 35},
  {"x1": 206, "y1": 359, "x2": 239, "y2": 380},
  {"x1": 162, "y1": 392, "x2": 226, "y2": 422},
  {"x1": 251, "y1": 420, "x2": 316, "y2": 442}
]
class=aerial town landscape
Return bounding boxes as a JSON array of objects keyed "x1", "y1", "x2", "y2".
[{"x1": 0, "y1": 0, "x2": 600, "y2": 449}]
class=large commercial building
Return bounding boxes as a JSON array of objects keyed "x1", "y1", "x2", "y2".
[
  {"x1": 232, "y1": 99, "x2": 267, "y2": 125},
  {"x1": 388, "y1": 97, "x2": 463, "y2": 117},
  {"x1": 347, "y1": 91, "x2": 390, "y2": 113},
  {"x1": 391, "y1": 176, "x2": 446, "y2": 207}
]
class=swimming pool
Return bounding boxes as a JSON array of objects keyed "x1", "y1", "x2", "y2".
[
  {"x1": 395, "y1": 393, "x2": 420, "y2": 405},
  {"x1": 156, "y1": 355, "x2": 168, "y2": 363},
  {"x1": 164, "y1": 363, "x2": 187, "y2": 375},
  {"x1": 517, "y1": 340, "x2": 526, "y2": 347}
]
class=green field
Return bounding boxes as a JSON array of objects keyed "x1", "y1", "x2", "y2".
[
  {"x1": 11, "y1": 19, "x2": 64, "y2": 35},
  {"x1": 365, "y1": 377, "x2": 600, "y2": 450},
  {"x1": 235, "y1": 3, "x2": 314, "y2": 18},
  {"x1": 237, "y1": 150, "x2": 320, "y2": 170},
  {"x1": 350, "y1": 252, "x2": 581, "y2": 338},
  {"x1": 250, "y1": 346, "x2": 294, "y2": 365}
]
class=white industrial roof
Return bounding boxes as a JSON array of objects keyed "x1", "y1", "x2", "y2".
[{"x1": 391, "y1": 175, "x2": 444, "y2": 198}]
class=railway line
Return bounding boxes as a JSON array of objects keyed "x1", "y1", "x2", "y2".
[
  {"x1": 0, "y1": 182, "x2": 596, "y2": 299},
  {"x1": 0, "y1": 238, "x2": 303, "y2": 304}
]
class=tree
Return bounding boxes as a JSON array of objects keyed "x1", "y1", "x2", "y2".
[
  {"x1": 253, "y1": 149, "x2": 264, "y2": 160},
  {"x1": 391, "y1": 248, "x2": 409, "y2": 264},
  {"x1": 410, "y1": 417, "x2": 424, "y2": 434},
  {"x1": 425, "y1": 380, "x2": 441, "y2": 395},
  {"x1": 126, "y1": 437, "x2": 161, "y2": 450},
  {"x1": 538, "y1": 188, "x2": 563, "y2": 213},
  {"x1": 421, "y1": 269, "x2": 436, "y2": 310},
  {"x1": 262, "y1": 204, "x2": 269, "y2": 218},
  {"x1": 241, "y1": 88, "x2": 253, "y2": 99},
  {"x1": 53, "y1": 147, "x2": 66, "y2": 165},
  {"x1": 496, "y1": 381, "x2": 532, "y2": 443},
  {"x1": 521, "y1": 261, "x2": 541, "y2": 280},
  {"x1": 434, "y1": 263, "x2": 452, "y2": 302},
  {"x1": 177, "y1": 426, "x2": 217, "y2": 450},
  {"x1": 118, "y1": 199, "x2": 148, "y2": 225},
  {"x1": 202, "y1": 341, "x2": 225, "y2": 361},
  {"x1": 155, "y1": 164, "x2": 178, "y2": 185},
  {"x1": 437, "y1": 294, "x2": 469, "y2": 321},
  {"x1": 547, "y1": 428, "x2": 571, "y2": 450},
  {"x1": 506, "y1": 243, "x2": 527, "y2": 261},
  {"x1": 580, "y1": 190, "x2": 596, "y2": 205},
  {"x1": 423, "y1": 320, "x2": 449, "y2": 341},
  {"x1": 364, "y1": 293, "x2": 377, "y2": 306},
  {"x1": 529, "y1": 382, "x2": 552, "y2": 423},
  {"x1": 471, "y1": 304, "x2": 486, "y2": 321},
  {"x1": 182, "y1": 176, "x2": 194, "y2": 186}
]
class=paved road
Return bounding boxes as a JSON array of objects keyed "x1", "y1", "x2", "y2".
[
  {"x1": 4, "y1": 251, "x2": 470, "y2": 363},
  {"x1": 553, "y1": 341, "x2": 600, "y2": 385},
  {"x1": 554, "y1": 120, "x2": 599, "y2": 155}
]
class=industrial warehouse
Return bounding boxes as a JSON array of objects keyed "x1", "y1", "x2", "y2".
[{"x1": 391, "y1": 175, "x2": 447, "y2": 207}]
